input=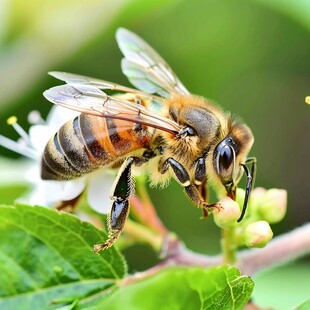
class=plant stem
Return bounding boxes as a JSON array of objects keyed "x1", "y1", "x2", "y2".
[
  {"x1": 130, "y1": 178, "x2": 168, "y2": 235},
  {"x1": 121, "y1": 223, "x2": 310, "y2": 286},
  {"x1": 123, "y1": 219, "x2": 163, "y2": 252},
  {"x1": 221, "y1": 227, "x2": 237, "y2": 264}
]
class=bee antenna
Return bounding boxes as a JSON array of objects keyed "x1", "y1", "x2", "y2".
[{"x1": 237, "y1": 164, "x2": 252, "y2": 222}]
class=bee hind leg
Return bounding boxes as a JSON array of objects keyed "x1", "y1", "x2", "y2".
[
  {"x1": 93, "y1": 157, "x2": 134, "y2": 253},
  {"x1": 93, "y1": 200, "x2": 130, "y2": 253}
]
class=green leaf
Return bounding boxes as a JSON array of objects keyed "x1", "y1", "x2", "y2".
[
  {"x1": 0, "y1": 204, "x2": 127, "y2": 309},
  {"x1": 253, "y1": 263, "x2": 310, "y2": 309},
  {"x1": 98, "y1": 266, "x2": 254, "y2": 310},
  {"x1": 297, "y1": 299, "x2": 310, "y2": 310}
]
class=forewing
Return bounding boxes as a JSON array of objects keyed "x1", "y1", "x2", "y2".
[
  {"x1": 116, "y1": 28, "x2": 190, "y2": 97},
  {"x1": 48, "y1": 71, "x2": 159, "y2": 99},
  {"x1": 43, "y1": 84, "x2": 180, "y2": 134}
]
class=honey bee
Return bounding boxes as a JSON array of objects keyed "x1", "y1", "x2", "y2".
[{"x1": 42, "y1": 28, "x2": 256, "y2": 252}]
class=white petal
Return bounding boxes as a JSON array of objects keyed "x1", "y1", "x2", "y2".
[
  {"x1": 87, "y1": 170, "x2": 116, "y2": 214},
  {"x1": 18, "y1": 178, "x2": 85, "y2": 207},
  {"x1": 46, "y1": 105, "x2": 80, "y2": 129},
  {"x1": 28, "y1": 125, "x2": 56, "y2": 154},
  {"x1": 17, "y1": 183, "x2": 53, "y2": 207},
  {"x1": 25, "y1": 164, "x2": 41, "y2": 183},
  {"x1": 28, "y1": 106, "x2": 80, "y2": 154},
  {"x1": 43, "y1": 179, "x2": 85, "y2": 202}
]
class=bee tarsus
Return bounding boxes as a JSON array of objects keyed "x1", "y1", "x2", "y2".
[{"x1": 94, "y1": 156, "x2": 135, "y2": 252}]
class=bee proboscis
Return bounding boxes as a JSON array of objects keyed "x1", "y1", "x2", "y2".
[{"x1": 42, "y1": 28, "x2": 256, "y2": 252}]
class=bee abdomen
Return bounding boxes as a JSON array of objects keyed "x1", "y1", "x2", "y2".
[
  {"x1": 41, "y1": 113, "x2": 151, "y2": 180},
  {"x1": 41, "y1": 118, "x2": 99, "y2": 180}
]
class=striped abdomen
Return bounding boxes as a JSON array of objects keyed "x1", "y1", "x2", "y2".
[{"x1": 41, "y1": 114, "x2": 151, "y2": 180}]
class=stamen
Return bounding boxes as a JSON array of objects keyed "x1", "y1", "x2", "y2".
[
  {"x1": 306, "y1": 96, "x2": 310, "y2": 105},
  {"x1": 0, "y1": 134, "x2": 38, "y2": 160},
  {"x1": 7, "y1": 116, "x2": 32, "y2": 146},
  {"x1": 28, "y1": 110, "x2": 44, "y2": 125}
]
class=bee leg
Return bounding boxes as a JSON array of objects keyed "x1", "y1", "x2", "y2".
[
  {"x1": 194, "y1": 156, "x2": 209, "y2": 217},
  {"x1": 196, "y1": 182, "x2": 209, "y2": 218},
  {"x1": 237, "y1": 156, "x2": 257, "y2": 222},
  {"x1": 161, "y1": 158, "x2": 218, "y2": 216},
  {"x1": 184, "y1": 184, "x2": 221, "y2": 218},
  {"x1": 93, "y1": 157, "x2": 134, "y2": 253}
]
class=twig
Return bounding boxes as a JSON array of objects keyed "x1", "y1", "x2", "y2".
[
  {"x1": 130, "y1": 193, "x2": 168, "y2": 235},
  {"x1": 121, "y1": 224, "x2": 310, "y2": 285}
]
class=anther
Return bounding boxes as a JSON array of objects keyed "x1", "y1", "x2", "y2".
[
  {"x1": 7, "y1": 116, "x2": 17, "y2": 125},
  {"x1": 7, "y1": 116, "x2": 32, "y2": 145}
]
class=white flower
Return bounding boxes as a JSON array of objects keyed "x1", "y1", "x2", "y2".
[{"x1": 0, "y1": 106, "x2": 114, "y2": 214}]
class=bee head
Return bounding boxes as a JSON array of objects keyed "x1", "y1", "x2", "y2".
[{"x1": 213, "y1": 120, "x2": 254, "y2": 200}]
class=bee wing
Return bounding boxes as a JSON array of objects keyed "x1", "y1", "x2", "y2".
[
  {"x1": 43, "y1": 84, "x2": 181, "y2": 135},
  {"x1": 48, "y1": 71, "x2": 161, "y2": 100},
  {"x1": 116, "y1": 28, "x2": 190, "y2": 97}
]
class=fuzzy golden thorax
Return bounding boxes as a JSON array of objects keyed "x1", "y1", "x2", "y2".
[
  {"x1": 151, "y1": 95, "x2": 254, "y2": 192},
  {"x1": 160, "y1": 95, "x2": 222, "y2": 160}
]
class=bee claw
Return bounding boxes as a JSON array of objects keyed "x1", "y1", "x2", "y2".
[
  {"x1": 200, "y1": 202, "x2": 222, "y2": 219},
  {"x1": 93, "y1": 243, "x2": 107, "y2": 253},
  {"x1": 209, "y1": 202, "x2": 223, "y2": 213}
]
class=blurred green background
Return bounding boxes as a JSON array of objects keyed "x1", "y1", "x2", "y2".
[{"x1": 0, "y1": 0, "x2": 310, "y2": 308}]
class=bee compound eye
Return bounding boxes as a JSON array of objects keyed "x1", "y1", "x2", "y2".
[
  {"x1": 218, "y1": 145, "x2": 234, "y2": 170},
  {"x1": 214, "y1": 136, "x2": 237, "y2": 174}
]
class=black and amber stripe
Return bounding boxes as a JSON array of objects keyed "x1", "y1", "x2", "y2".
[{"x1": 41, "y1": 113, "x2": 151, "y2": 180}]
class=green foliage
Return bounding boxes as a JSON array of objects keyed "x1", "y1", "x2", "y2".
[
  {"x1": 98, "y1": 266, "x2": 254, "y2": 310},
  {"x1": 0, "y1": 204, "x2": 254, "y2": 309},
  {"x1": 0, "y1": 204, "x2": 126, "y2": 309},
  {"x1": 297, "y1": 299, "x2": 310, "y2": 310},
  {"x1": 253, "y1": 263, "x2": 310, "y2": 309}
]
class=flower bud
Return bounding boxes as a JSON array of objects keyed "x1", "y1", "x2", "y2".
[
  {"x1": 235, "y1": 188, "x2": 246, "y2": 208},
  {"x1": 242, "y1": 187, "x2": 267, "y2": 217},
  {"x1": 244, "y1": 221, "x2": 273, "y2": 248},
  {"x1": 258, "y1": 189, "x2": 287, "y2": 223},
  {"x1": 249, "y1": 187, "x2": 267, "y2": 206},
  {"x1": 213, "y1": 197, "x2": 241, "y2": 228}
]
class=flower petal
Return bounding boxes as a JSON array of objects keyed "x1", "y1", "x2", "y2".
[
  {"x1": 46, "y1": 105, "x2": 80, "y2": 128},
  {"x1": 44, "y1": 179, "x2": 86, "y2": 202},
  {"x1": 18, "y1": 178, "x2": 85, "y2": 207},
  {"x1": 28, "y1": 124, "x2": 56, "y2": 153},
  {"x1": 87, "y1": 170, "x2": 116, "y2": 214},
  {"x1": 29, "y1": 106, "x2": 79, "y2": 154}
]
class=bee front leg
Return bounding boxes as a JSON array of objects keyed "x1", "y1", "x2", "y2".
[
  {"x1": 93, "y1": 157, "x2": 134, "y2": 253},
  {"x1": 184, "y1": 184, "x2": 221, "y2": 218},
  {"x1": 160, "y1": 158, "x2": 219, "y2": 217}
]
